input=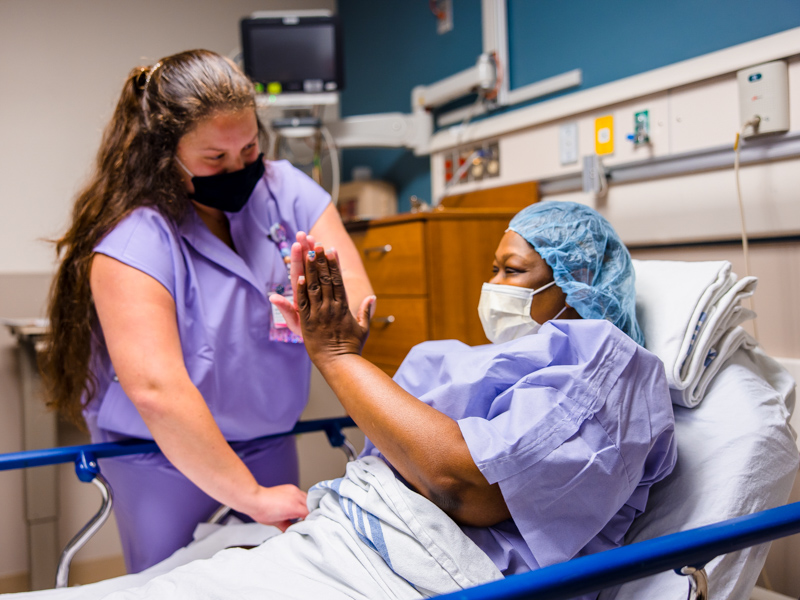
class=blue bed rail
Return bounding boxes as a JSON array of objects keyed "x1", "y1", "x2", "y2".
[
  {"x1": 0, "y1": 416, "x2": 356, "y2": 473},
  {"x1": 435, "y1": 500, "x2": 800, "y2": 600},
  {"x1": 2, "y1": 416, "x2": 799, "y2": 599}
]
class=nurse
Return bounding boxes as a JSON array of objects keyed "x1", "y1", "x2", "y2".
[
  {"x1": 294, "y1": 201, "x2": 676, "y2": 590},
  {"x1": 40, "y1": 49, "x2": 373, "y2": 572}
]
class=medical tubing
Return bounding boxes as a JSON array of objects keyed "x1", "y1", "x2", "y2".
[
  {"x1": 733, "y1": 118, "x2": 760, "y2": 340},
  {"x1": 439, "y1": 90, "x2": 490, "y2": 203},
  {"x1": 434, "y1": 500, "x2": 800, "y2": 600},
  {"x1": 320, "y1": 124, "x2": 341, "y2": 206}
]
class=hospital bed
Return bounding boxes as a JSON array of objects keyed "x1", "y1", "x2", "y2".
[{"x1": 1, "y1": 259, "x2": 798, "y2": 600}]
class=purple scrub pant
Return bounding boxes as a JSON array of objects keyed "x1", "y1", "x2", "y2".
[{"x1": 96, "y1": 434, "x2": 299, "y2": 574}]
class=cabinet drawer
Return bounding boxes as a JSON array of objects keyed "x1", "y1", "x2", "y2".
[
  {"x1": 362, "y1": 297, "x2": 428, "y2": 368},
  {"x1": 352, "y1": 222, "x2": 427, "y2": 296}
]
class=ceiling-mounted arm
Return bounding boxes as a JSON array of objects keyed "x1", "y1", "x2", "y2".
[{"x1": 325, "y1": 111, "x2": 433, "y2": 156}]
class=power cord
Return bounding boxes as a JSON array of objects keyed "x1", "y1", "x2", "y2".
[
  {"x1": 733, "y1": 115, "x2": 761, "y2": 341},
  {"x1": 319, "y1": 124, "x2": 341, "y2": 207}
]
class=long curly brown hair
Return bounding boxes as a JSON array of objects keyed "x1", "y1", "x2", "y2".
[{"x1": 41, "y1": 49, "x2": 262, "y2": 427}]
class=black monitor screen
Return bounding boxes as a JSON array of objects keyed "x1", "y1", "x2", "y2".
[{"x1": 241, "y1": 16, "x2": 343, "y2": 94}]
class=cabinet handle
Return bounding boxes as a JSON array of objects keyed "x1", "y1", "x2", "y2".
[
  {"x1": 363, "y1": 244, "x2": 392, "y2": 255},
  {"x1": 371, "y1": 315, "x2": 396, "y2": 325}
]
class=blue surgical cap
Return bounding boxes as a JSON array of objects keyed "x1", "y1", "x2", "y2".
[{"x1": 508, "y1": 201, "x2": 644, "y2": 346}]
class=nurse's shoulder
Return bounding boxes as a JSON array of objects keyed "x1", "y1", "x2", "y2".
[{"x1": 95, "y1": 206, "x2": 178, "y2": 254}]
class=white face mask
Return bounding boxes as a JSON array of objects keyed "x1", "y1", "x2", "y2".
[{"x1": 478, "y1": 281, "x2": 568, "y2": 344}]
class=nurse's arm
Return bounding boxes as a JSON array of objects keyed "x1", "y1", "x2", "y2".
[
  {"x1": 90, "y1": 253, "x2": 309, "y2": 529},
  {"x1": 297, "y1": 248, "x2": 511, "y2": 528}
]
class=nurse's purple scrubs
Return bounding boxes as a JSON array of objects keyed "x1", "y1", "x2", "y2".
[
  {"x1": 86, "y1": 160, "x2": 330, "y2": 573},
  {"x1": 362, "y1": 319, "x2": 677, "y2": 600}
]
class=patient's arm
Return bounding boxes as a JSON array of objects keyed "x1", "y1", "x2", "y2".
[{"x1": 294, "y1": 245, "x2": 511, "y2": 527}]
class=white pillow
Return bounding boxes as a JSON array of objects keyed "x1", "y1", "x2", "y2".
[{"x1": 600, "y1": 346, "x2": 798, "y2": 600}]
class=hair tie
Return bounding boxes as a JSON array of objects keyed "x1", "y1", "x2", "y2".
[{"x1": 141, "y1": 61, "x2": 162, "y2": 127}]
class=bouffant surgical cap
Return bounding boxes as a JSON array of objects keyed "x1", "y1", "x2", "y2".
[{"x1": 508, "y1": 201, "x2": 644, "y2": 346}]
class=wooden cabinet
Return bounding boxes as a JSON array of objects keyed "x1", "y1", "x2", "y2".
[{"x1": 347, "y1": 209, "x2": 521, "y2": 375}]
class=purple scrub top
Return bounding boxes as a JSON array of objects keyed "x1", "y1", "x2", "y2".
[
  {"x1": 88, "y1": 160, "x2": 330, "y2": 441},
  {"x1": 361, "y1": 319, "x2": 676, "y2": 588}
]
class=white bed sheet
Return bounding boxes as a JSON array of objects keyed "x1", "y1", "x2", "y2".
[{"x1": 601, "y1": 346, "x2": 799, "y2": 600}]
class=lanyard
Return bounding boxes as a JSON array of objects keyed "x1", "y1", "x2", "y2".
[
  {"x1": 265, "y1": 190, "x2": 292, "y2": 294},
  {"x1": 264, "y1": 188, "x2": 304, "y2": 344}
]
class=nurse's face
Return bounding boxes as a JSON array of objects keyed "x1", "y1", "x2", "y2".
[
  {"x1": 489, "y1": 230, "x2": 577, "y2": 324},
  {"x1": 175, "y1": 109, "x2": 261, "y2": 194}
]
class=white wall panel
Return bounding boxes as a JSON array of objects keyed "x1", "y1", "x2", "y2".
[{"x1": 670, "y1": 76, "x2": 740, "y2": 153}]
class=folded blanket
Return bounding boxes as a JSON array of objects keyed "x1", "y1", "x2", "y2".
[
  {"x1": 670, "y1": 326, "x2": 757, "y2": 407},
  {"x1": 633, "y1": 259, "x2": 758, "y2": 408},
  {"x1": 9, "y1": 458, "x2": 501, "y2": 600}
]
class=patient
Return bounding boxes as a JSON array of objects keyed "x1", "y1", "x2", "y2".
[
  {"x1": 10, "y1": 201, "x2": 676, "y2": 600},
  {"x1": 297, "y1": 200, "x2": 676, "y2": 579}
]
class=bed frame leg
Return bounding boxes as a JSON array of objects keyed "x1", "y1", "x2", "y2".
[{"x1": 54, "y1": 452, "x2": 114, "y2": 588}]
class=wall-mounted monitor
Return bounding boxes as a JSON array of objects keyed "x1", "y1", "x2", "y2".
[{"x1": 240, "y1": 14, "x2": 344, "y2": 94}]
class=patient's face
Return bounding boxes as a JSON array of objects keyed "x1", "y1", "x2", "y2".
[{"x1": 489, "y1": 231, "x2": 573, "y2": 323}]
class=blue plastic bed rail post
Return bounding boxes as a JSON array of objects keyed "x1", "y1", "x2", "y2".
[
  {"x1": 433, "y1": 501, "x2": 800, "y2": 600},
  {"x1": 74, "y1": 451, "x2": 99, "y2": 482},
  {"x1": 320, "y1": 419, "x2": 358, "y2": 462}
]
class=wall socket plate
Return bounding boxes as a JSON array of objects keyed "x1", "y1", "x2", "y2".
[
  {"x1": 559, "y1": 122, "x2": 579, "y2": 165},
  {"x1": 737, "y1": 60, "x2": 790, "y2": 137}
]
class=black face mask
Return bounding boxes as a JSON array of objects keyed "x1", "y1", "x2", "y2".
[{"x1": 181, "y1": 153, "x2": 265, "y2": 213}]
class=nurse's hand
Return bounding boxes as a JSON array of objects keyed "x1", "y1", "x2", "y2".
[
  {"x1": 268, "y1": 232, "x2": 316, "y2": 337},
  {"x1": 249, "y1": 484, "x2": 309, "y2": 532},
  {"x1": 297, "y1": 244, "x2": 375, "y2": 366}
]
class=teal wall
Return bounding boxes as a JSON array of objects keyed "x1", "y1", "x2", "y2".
[{"x1": 338, "y1": 1, "x2": 800, "y2": 212}]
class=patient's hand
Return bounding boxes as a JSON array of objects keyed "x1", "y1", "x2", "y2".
[{"x1": 296, "y1": 245, "x2": 374, "y2": 366}]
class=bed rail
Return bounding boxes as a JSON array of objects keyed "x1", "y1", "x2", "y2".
[
  {"x1": 434, "y1": 500, "x2": 800, "y2": 600},
  {"x1": 0, "y1": 416, "x2": 356, "y2": 588},
  {"x1": 2, "y1": 419, "x2": 799, "y2": 599}
]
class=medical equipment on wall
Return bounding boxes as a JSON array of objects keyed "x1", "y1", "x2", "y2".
[
  {"x1": 238, "y1": 11, "x2": 343, "y2": 203},
  {"x1": 246, "y1": 1, "x2": 583, "y2": 160},
  {"x1": 737, "y1": 61, "x2": 790, "y2": 139},
  {"x1": 240, "y1": 12, "x2": 344, "y2": 97}
]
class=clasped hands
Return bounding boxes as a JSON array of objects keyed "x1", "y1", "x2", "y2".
[{"x1": 269, "y1": 232, "x2": 375, "y2": 365}]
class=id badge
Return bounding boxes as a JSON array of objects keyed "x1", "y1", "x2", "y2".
[{"x1": 269, "y1": 284, "x2": 303, "y2": 343}]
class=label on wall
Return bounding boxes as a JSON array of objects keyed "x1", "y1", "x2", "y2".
[{"x1": 595, "y1": 115, "x2": 614, "y2": 155}]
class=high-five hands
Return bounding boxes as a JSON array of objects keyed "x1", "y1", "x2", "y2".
[{"x1": 296, "y1": 244, "x2": 375, "y2": 367}]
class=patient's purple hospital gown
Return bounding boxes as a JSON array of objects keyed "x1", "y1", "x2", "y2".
[{"x1": 361, "y1": 318, "x2": 677, "y2": 580}]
